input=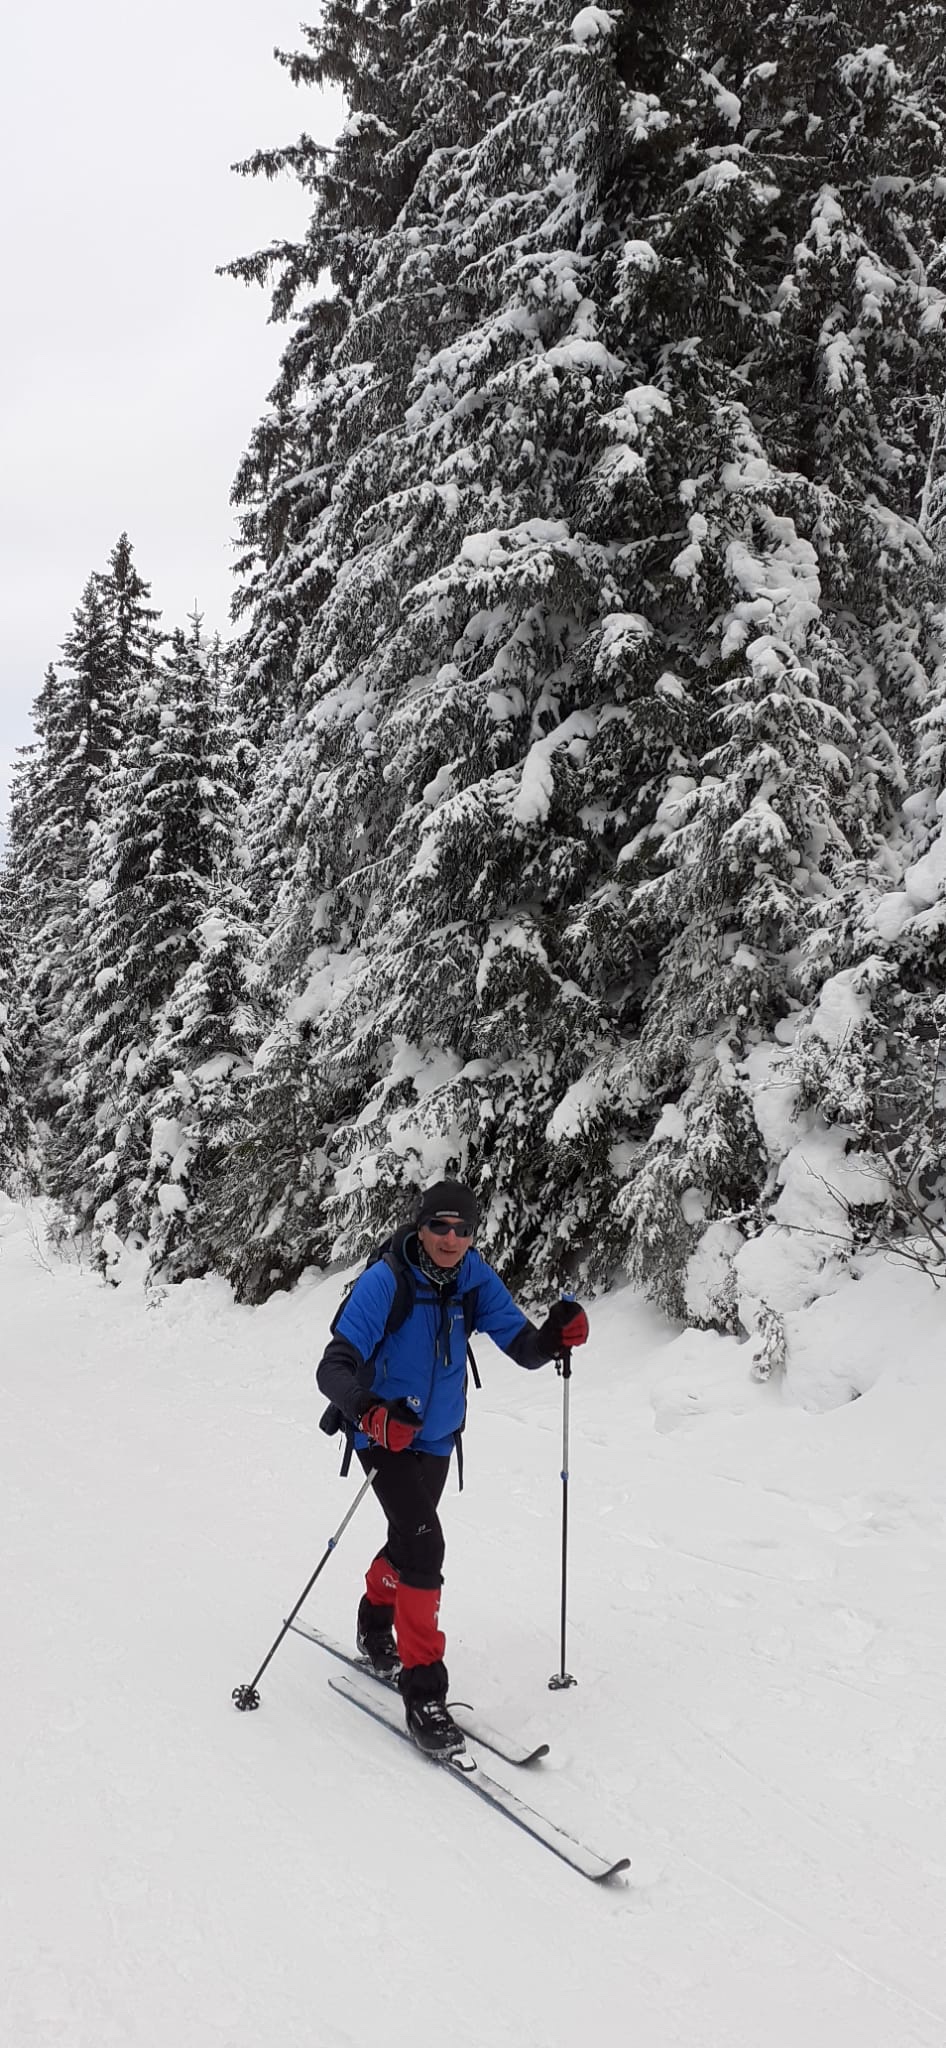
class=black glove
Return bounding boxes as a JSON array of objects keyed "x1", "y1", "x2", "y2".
[
  {"x1": 538, "y1": 1300, "x2": 589, "y2": 1353},
  {"x1": 358, "y1": 1397, "x2": 420, "y2": 1452}
]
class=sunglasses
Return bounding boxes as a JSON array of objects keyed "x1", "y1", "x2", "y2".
[{"x1": 425, "y1": 1218, "x2": 474, "y2": 1239}]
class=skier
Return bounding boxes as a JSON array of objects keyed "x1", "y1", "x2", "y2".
[{"x1": 315, "y1": 1179, "x2": 588, "y2": 1756}]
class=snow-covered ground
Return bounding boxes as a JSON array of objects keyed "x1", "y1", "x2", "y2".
[{"x1": 3, "y1": 1193, "x2": 946, "y2": 2047}]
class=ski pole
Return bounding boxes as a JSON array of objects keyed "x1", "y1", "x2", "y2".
[
  {"x1": 549, "y1": 1317, "x2": 577, "y2": 1692},
  {"x1": 232, "y1": 1469, "x2": 376, "y2": 1711}
]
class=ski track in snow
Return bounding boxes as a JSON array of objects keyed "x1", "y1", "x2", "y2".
[{"x1": 3, "y1": 1195, "x2": 946, "y2": 2048}]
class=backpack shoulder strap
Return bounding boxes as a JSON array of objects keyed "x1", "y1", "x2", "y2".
[
  {"x1": 379, "y1": 1247, "x2": 415, "y2": 1335},
  {"x1": 330, "y1": 1237, "x2": 412, "y2": 1342},
  {"x1": 461, "y1": 1283, "x2": 481, "y2": 1388}
]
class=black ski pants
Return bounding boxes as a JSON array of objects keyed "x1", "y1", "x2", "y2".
[{"x1": 357, "y1": 1445, "x2": 451, "y2": 1590}]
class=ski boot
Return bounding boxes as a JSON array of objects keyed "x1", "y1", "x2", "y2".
[
  {"x1": 356, "y1": 1596, "x2": 400, "y2": 1682},
  {"x1": 400, "y1": 1660, "x2": 465, "y2": 1758}
]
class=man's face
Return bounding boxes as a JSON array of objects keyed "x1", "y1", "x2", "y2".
[{"x1": 418, "y1": 1216, "x2": 474, "y2": 1270}]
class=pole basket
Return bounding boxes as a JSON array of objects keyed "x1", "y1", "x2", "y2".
[
  {"x1": 232, "y1": 1683, "x2": 261, "y2": 1712},
  {"x1": 548, "y1": 1670, "x2": 577, "y2": 1691}
]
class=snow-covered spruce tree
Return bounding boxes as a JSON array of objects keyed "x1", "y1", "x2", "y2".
[
  {"x1": 6, "y1": 574, "x2": 122, "y2": 1133},
  {"x1": 127, "y1": 886, "x2": 262, "y2": 1281},
  {"x1": 128, "y1": 629, "x2": 260, "y2": 1281},
  {"x1": 0, "y1": 864, "x2": 33, "y2": 1188},
  {"x1": 0, "y1": 1007, "x2": 23, "y2": 1187},
  {"x1": 54, "y1": 617, "x2": 253, "y2": 1252},
  {"x1": 97, "y1": 530, "x2": 163, "y2": 691},
  {"x1": 4, "y1": 666, "x2": 69, "y2": 1120},
  {"x1": 223, "y1": 1, "x2": 499, "y2": 898},
  {"x1": 0, "y1": 1005, "x2": 27, "y2": 1190},
  {"x1": 227, "y1": 0, "x2": 946, "y2": 1308},
  {"x1": 808, "y1": 603, "x2": 946, "y2": 1275},
  {"x1": 585, "y1": 1, "x2": 946, "y2": 1316},
  {"x1": 621, "y1": 4, "x2": 946, "y2": 1317},
  {"x1": 54, "y1": 574, "x2": 126, "y2": 852},
  {"x1": 222, "y1": 0, "x2": 669, "y2": 1296},
  {"x1": 218, "y1": 0, "x2": 528, "y2": 1289},
  {"x1": 200, "y1": 1016, "x2": 340, "y2": 1300},
  {"x1": 799, "y1": 393, "x2": 946, "y2": 1268},
  {"x1": 7, "y1": 540, "x2": 161, "y2": 1153}
]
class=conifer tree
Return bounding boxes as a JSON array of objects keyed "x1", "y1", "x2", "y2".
[
  {"x1": 216, "y1": 1, "x2": 946, "y2": 1305},
  {"x1": 7, "y1": 540, "x2": 161, "y2": 1142},
  {"x1": 607, "y1": 2, "x2": 946, "y2": 1312},
  {"x1": 225, "y1": 0, "x2": 666, "y2": 1293},
  {"x1": 128, "y1": 872, "x2": 262, "y2": 1280},
  {"x1": 57, "y1": 576, "x2": 124, "y2": 831},
  {"x1": 5, "y1": 654, "x2": 90, "y2": 1125},
  {"x1": 97, "y1": 530, "x2": 163, "y2": 685},
  {"x1": 57, "y1": 616, "x2": 254, "y2": 1245},
  {"x1": 0, "y1": 865, "x2": 32, "y2": 1187},
  {"x1": 223, "y1": 2, "x2": 496, "y2": 829},
  {"x1": 0, "y1": 1000, "x2": 25, "y2": 1188},
  {"x1": 5, "y1": 671, "x2": 62, "y2": 1078}
]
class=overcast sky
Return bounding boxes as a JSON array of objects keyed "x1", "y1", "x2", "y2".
[{"x1": 0, "y1": 3, "x2": 342, "y2": 824}]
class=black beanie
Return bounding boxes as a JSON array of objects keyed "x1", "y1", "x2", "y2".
[{"x1": 416, "y1": 1179, "x2": 479, "y2": 1231}]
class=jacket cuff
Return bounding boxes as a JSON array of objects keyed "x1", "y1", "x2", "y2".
[{"x1": 504, "y1": 1320, "x2": 552, "y2": 1370}]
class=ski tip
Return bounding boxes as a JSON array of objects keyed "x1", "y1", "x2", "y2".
[{"x1": 595, "y1": 1857, "x2": 632, "y2": 1883}]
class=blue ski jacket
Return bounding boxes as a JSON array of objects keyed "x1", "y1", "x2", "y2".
[{"x1": 316, "y1": 1234, "x2": 554, "y2": 1457}]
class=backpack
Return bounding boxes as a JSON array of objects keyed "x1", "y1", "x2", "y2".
[{"x1": 320, "y1": 1233, "x2": 481, "y2": 1481}]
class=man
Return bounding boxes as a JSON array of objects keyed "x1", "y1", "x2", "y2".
[{"x1": 316, "y1": 1179, "x2": 589, "y2": 1755}]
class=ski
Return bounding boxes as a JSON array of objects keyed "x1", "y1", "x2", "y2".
[
  {"x1": 287, "y1": 1618, "x2": 550, "y2": 1767},
  {"x1": 330, "y1": 1670, "x2": 630, "y2": 1886}
]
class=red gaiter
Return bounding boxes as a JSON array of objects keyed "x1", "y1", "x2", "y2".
[{"x1": 395, "y1": 1583, "x2": 445, "y2": 1667}]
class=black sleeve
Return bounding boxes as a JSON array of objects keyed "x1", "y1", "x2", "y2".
[
  {"x1": 503, "y1": 1318, "x2": 559, "y2": 1372},
  {"x1": 316, "y1": 1334, "x2": 375, "y2": 1424}
]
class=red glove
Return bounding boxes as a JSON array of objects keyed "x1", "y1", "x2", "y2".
[
  {"x1": 541, "y1": 1300, "x2": 589, "y2": 1351},
  {"x1": 359, "y1": 1401, "x2": 418, "y2": 1453}
]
